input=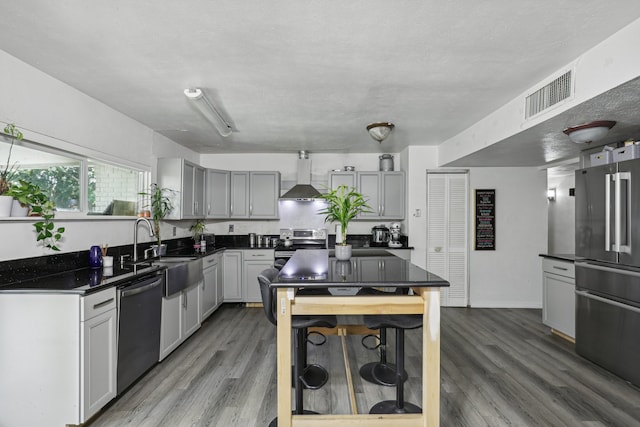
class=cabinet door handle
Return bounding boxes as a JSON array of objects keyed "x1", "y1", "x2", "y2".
[
  {"x1": 183, "y1": 292, "x2": 187, "y2": 308},
  {"x1": 230, "y1": 203, "x2": 233, "y2": 215},
  {"x1": 207, "y1": 204, "x2": 211, "y2": 215},
  {"x1": 381, "y1": 205, "x2": 385, "y2": 216},
  {"x1": 552, "y1": 266, "x2": 568, "y2": 271},
  {"x1": 250, "y1": 204, "x2": 253, "y2": 216},
  {"x1": 93, "y1": 298, "x2": 114, "y2": 309}
]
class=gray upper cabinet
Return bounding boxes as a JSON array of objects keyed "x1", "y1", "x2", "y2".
[
  {"x1": 357, "y1": 171, "x2": 405, "y2": 220},
  {"x1": 250, "y1": 171, "x2": 280, "y2": 218},
  {"x1": 329, "y1": 172, "x2": 356, "y2": 190},
  {"x1": 157, "y1": 158, "x2": 206, "y2": 219},
  {"x1": 230, "y1": 171, "x2": 280, "y2": 219},
  {"x1": 206, "y1": 169, "x2": 230, "y2": 218},
  {"x1": 230, "y1": 172, "x2": 250, "y2": 218}
]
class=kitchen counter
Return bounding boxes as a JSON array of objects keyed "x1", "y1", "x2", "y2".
[
  {"x1": 277, "y1": 249, "x2": 437, "y2": 287},
  {"x1": 271, "y1": 249, "x2": 448, "y2": 426},
  {"x1": 0, "y1": 263, "x2": 161, "y2": 294},
  {"x1": 539, "y1": 253, "x2": 575, "y2": 263}
]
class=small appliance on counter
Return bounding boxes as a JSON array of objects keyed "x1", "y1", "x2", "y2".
[
  {"x1": 371, "y1": 224, "x2": 390, "y2": 247},
  {"x1": 389, "y1": 223, "x2": 403, "y2": 248}
]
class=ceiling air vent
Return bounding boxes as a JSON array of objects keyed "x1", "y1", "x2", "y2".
[{"x1": 525, "y1": 70, "x2": 572, "y2": 119}]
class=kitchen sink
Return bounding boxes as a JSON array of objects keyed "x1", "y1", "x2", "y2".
[{"x1": 152, "y1": 257, "x2": 203, "y2": 296}]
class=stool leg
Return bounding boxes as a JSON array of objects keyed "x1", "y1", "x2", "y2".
[
  {"x1": 294, "y1": 328, "x2": 305, "y2": 414},
  {"x1": 362, "y1": 328, "x2": 408, "y2": 386},
  {"x1": 369, "y1": 328, "x2": 421, "y2": 414}
]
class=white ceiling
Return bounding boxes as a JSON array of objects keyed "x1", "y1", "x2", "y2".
[{"x1": 1, "y1": 1, "x2": 640, "y2": 166}]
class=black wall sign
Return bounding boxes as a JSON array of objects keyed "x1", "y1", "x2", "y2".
[{"x1": 475, "y1": 189, "x2": 495, "y2": 250}]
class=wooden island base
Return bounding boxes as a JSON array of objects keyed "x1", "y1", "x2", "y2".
[{"x1": 275, "y1": 287, "x2": 442, "y2": 427}]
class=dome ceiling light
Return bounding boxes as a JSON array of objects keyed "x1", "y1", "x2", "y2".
[
  {"x1": 562, "y1": 120, "x2": 616, "y2": 144},
  {"x1": 367, "y1": 122, "x2": 395, "y2": 144}
]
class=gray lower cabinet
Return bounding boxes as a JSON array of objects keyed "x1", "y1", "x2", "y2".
[
  {"x1": 542, "y1": 258, "x2": 575, "y2": 339},
  {"x1": 159, "y1": 282, "x2": 202, "y2": 361},
  {"x1": 202, "y1": 252, "x2": 223, "y2": 320},
  {"x1": 230, "y1": 171, "x2": 280, "y2": 219},
  {"x1": 223, "y1": 249, "x2": 274, "y2": 302},
  {"x1": 223, "y1": 250, "x2": 243, "y2": 301},
  {"x1": 242, "y1": 250, "x2": 275, "y2": 303},
  {"x1": 0, "y1": 289, "x2": 117, "y2": 426}
]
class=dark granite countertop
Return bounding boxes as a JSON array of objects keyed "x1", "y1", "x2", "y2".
[
  {"x1": 273, "y1": 249, "x2": 449, "y2": 288},
  {"x1": 539, "y1": 253, "x2": 575, "y2": 263},
  {"x1": 0, "y1": 264, "x2": 162, "y2": 295},
  {"x1": 0, "y1": 234, "x2": 412, "y2": 294}
]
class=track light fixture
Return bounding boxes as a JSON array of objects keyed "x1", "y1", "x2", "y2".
[{"x1": 184, "y1": 88, "x2": 233, "y2": 137}]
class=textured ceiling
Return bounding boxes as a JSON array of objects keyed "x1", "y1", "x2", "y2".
[{"x1": 1, "y1": 1, "x2": 640, "y2": 166}]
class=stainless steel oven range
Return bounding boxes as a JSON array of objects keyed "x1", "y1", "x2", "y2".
[{"x1": 274, "y1": 228, "x2": 328, "y2": 264}]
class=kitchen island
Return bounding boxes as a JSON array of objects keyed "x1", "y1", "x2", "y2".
[{"x1": 271, "y1": 249, "x2": 449, "y2": 427}]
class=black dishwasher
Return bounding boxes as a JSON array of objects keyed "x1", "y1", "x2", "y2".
[{"x1": 116, "y1": 270, "x2": 164, "y2": 395}]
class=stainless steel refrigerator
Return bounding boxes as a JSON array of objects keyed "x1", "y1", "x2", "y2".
[{"x1": 575, "y1": 158, "x2": 640, "y2": 387}]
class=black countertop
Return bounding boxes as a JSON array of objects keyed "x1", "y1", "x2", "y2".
[
  {"x1": 273, "y1": 249, "x2": 449, "y2": 288},
  {"x1": 0, "y1": 234, "x2": 413, "y2": 295},
  {"x1": 539, "y1": 253, "x2": 575, "y2": 263},
  {"x1": 0, "y1": 263, "x2": 162, "y2": 295}
]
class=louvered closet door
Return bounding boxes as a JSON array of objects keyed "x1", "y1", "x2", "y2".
[{"x1": 427, "y1": 173, "x2": 469, "y2": 307}]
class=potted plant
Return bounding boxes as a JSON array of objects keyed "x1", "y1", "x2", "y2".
[
  {"x1": 6, "y1": 179, "x2": 65, "y2": 250},
  {"x1": 5, "y1": 179, "x2": 46, "y2": 216},
  {"x1": 140, "y1": 183, "x2": 173, "y2": 255},
  {"x1": 190, "y1": 218, "x2": 206, "y2": 248},
  {"x1": 0, "y1": 123, "x2": 23, "y2": 217},
  {"x1": 317, "y1": 185, "x2": 372, "y2": 260}
]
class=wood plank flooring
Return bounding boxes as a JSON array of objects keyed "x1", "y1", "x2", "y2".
[{"x1": 88, "y1": 305, "x2": 640, "y2": 427}]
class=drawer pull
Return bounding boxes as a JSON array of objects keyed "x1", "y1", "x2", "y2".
[
  {"x1": 93, "y1": 298, "x2": 114, "y2": 309},
  {"x1": 552, "y1": 266, "x2": 568, "y2": 271}
]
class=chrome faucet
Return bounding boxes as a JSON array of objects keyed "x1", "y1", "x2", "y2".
[{"x1": 133, "y1": 217, "x2": 155, "y2": 263}]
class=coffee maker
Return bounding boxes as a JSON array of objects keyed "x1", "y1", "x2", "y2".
[{"x1": 389, "y1": 223, "x2": 402, "y2": 248}]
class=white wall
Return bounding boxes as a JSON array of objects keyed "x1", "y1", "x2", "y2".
[
  {"x1": 468, "y1": 167, "x2": 547, "y2": 308},
  {"x1": 439, "y1": 17, "x2": 640, "y2": 167},
  {"x1": 0, "y1": 50, "x2": 197, "y2": 261},
  {"x1": 400, "y1": 145, "x2": 440, "y2": 269},
  {"x1": 547, "y1": 171, "x2": 576, "y2": 254}
]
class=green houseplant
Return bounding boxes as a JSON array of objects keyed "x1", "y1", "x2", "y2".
[
  {"x1": 140, "y1": 183, "x2": 173, "y2": 253},
  {"x1": 190, "y1": 218, "x2": 206, "y2": 243},
  {"x1": 7, "y1": 179, "x2": 65, "y2": 251},
  {"x1": 317, "y1": 185, "x2": 371, "y2": 260},
  {"x1": 0, "y1": 123, "x2": 23, "y2": 216}
]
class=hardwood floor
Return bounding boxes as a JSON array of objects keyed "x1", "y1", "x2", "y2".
[{"x1": 88, "y1": 305, "x2": 640, "y2": 427}]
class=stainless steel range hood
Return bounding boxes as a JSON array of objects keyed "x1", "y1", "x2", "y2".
[{"x1": 279, "y1": 151, "x2": 323, "y2": 201}]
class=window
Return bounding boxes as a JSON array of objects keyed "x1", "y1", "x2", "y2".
[{"x1": 1, "y1": 135, "x2": 149, "y2": 216}]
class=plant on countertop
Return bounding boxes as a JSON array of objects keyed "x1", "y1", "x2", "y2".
[
  {"x1": 140, "y1": 183, "x2": 174, "y2": 247},
  {"x1": 190, "y1": 218, "x2": 206, "y2": 242},
  {"x1": 7, "y1": 179, "x2": 65, "y2": 251},
  {"x1": 0, "y1": 123, "x2": 23, "y2": 195},
  {"x1": 317, "y1": 185, "x2": 372, "y2": 245}
]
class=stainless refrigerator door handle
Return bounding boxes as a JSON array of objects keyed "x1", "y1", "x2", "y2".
[
  {"x1": 576, "y1": 260, "x2": 640, "y2": 278},
  {"x1": 613, "y1": 172, "x2": 621, "y2": 252},
  {"x1": 575, "y1": 289, "x2": 640, "y2": 314},
  {"x1": 618, "y1": 171, "x2": 632, "y2": 254},
  {"x1": 605, "y1": 173, "x2": 611, "y2": 251}
]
